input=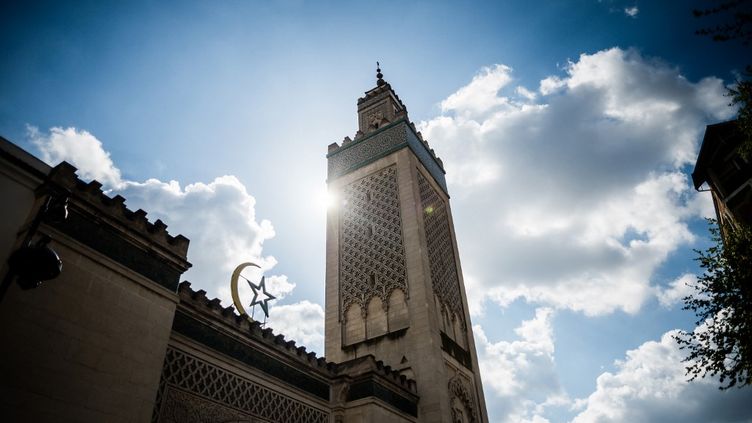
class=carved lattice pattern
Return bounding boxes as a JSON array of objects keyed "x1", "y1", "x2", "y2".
[
  {"x1": 159, "y1": 389, "x2": 250, "y2": 423},
  {"x1": 152, "y1": 347, "x2": 329, "y2": 423},
  {"x1": 340, "y1": 165, "x2": 408, "y2": 317},
  {"x1": 418, "y1": 171, "x2": 464, "y2": 324},
  {"x1": 449, "y1": 374, "x2": 478, "y2": 423}
]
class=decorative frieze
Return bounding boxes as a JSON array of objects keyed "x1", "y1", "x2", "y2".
[
  {"x1": 153, "y1": 347, "x2": 329, "y2": 423},
  {"x1": 327, "y1": 120, "x2": 448, "y2": 194},
  {"x1": 328, "y1": 123, "x2": 407, "y2": 179},
  {"x1": 157, "y1": 388, "x2": 250, "y2": 423}
]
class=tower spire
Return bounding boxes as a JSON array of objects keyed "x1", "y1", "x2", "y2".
[{"x1": 376, "y1": 61, "x2": 385, "y2": 86}]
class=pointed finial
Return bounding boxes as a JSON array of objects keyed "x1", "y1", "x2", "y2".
[{"x1": 376, "y1": 61, "x2": 385, "y2": 86}]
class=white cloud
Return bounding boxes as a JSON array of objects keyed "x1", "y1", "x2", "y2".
[
  {"x1": 474, "y1": 310, "x2": 567, "y2": 422},
  {"x1": 572, "y1": 330, "x2": 752, "y2": 423},
  {"x1": 115, "y1": 176, "x2": 278, "y2": 296},
  {"x1": 441, "y1": 64, "x2": 516, "y2": 119},
  {"x1": 539, "y1": 76, "x2": 566, "y2": 95},
  {"x1": 29, "y1": 126, "x2": 123, "y2": 188},
  {"x1": 656, "y1": 273, "x2": 699, "y2": 308},
  {"x1": 624, "y1": 6, "x2": 639, "y2": 18},
  {"x1": 516, "y1": 86, "x2": 538, "y2": 101},
  {"x1": 419, "y1": 47, "x2": 735, "y2": 316},
  {"x1": 30, "y1": 126, "x2": 322, "y2": 349},
  {"x1": 267, "y1": 300, "x2": 325, "y2": 354},
  {"x1": 264, "y1": 274, "x2": 296, "y2": 300}
]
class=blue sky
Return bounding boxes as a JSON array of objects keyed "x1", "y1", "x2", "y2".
[{"x1": 3, "y1": 1, "x2": 752, "y2": 422}]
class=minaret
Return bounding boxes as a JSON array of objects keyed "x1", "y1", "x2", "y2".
[{"x1": 324, "y1": 65, "x2": 489, "y2": 422}]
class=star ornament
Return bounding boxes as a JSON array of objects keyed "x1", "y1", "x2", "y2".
[{"x1": 247, "y1": 276, "x2": 276, "y2": 318}]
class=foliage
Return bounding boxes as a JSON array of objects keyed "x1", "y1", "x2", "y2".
[
  {"x1": 728, "y1": 66, "x2": 752, "y2": 159},
  {"x1": 693, "y1": 0, "x2": 752, "y2": 45},
  {"x1": 676, "y1": 220, "x2": 752, "y2": 389},
  {"x1": 694, "y1": 0, "x2": 752, "y2": 157}
]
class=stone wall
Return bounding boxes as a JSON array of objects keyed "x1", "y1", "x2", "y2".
[
  {"x1": 0, "y1": 139, "x2": 191, "y2": 422},
  {"x1": 0, "y1": 237, "x2": 180, "y2": 422}
]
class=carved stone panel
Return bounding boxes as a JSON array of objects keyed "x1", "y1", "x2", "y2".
[
  {"x1": 152, "y1": 347, "x2": 329, "y2": 423},
  {"x1": 339, "y1": 165, "x2": 408, "y2": 319},
  {"x1": 417, "y1": 171, "x2": 464, "y2": 326},
  {"x1": 448, "y1": 373, "x2": 478, "y2": 423},
  {"x1": 158, "y1": 388, "x2": 253, "y2": 423}
]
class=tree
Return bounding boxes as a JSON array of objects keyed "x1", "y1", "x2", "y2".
[
  {"x1": 681, "y1": 4, "x2": 752, "y2": 389},
  {"x1": 675, "y1": 220, "x2": 752, "y2": 389},
  {"x1": 694, "y1": 0, "x2": 752, "y2": 158},
  {"x1": 693, "y1": 0, "x2": 752, "y2": 45},
  {"x1": 728, "y1": 66, "x2": 752, "y2": 159}
]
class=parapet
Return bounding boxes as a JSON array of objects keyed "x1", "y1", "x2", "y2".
[
  {"x1": 0, "y1": 137, "x2": 191, "y2": 291},
  {"x1": 176, "y1": 281, "x2": 336, "y2": 375},
  {"x1": 46, "y1": 162, "x2": 190, "y2": 259},
  {"x1": 175, "y1": 281, "x2": 419, "y2": 413}
]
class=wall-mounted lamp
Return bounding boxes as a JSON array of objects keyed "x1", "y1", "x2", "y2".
[{"x1": 0, "y1": 192, "x2": 69, "y2": 302}]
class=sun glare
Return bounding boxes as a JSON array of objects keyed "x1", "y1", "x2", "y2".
[{"x1": 315, "y1": 184, "x2": 338, "y2": 211}]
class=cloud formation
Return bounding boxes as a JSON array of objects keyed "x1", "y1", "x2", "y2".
[
  {"x1": 29, "y1": 126, "x2": 123, "y2": 188},
  {"x1": 267, "y1": 300, "x2": 325, "y2": 354},
  {"x1": 420, "y1": 47, "x2": 733, "y2": 316},
  {"x1": 115, "y1": 176, "x2": 278, "y2": 291},
  {"x1": 476, "y1": 315, "x2": 752, "y2": 423},
  {"x1": 571, "y1": 330, "x2": 752, "y2": 423},
  {"x1": 474, "y1": 309, "x2": 567, "y2": 422},
  {"x1": 29, "y1": 126, "x2": 318, "y2": 346},
  {"x1": 624, "y1": 6, "x2": 639, "y2": 18},
  {"x1": 656, "y1": 273, "x2": 700, "y2": 309}
]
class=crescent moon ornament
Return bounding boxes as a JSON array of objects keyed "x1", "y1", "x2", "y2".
[
  {"x1": 230, "y1": 262, "x2": 261, "y2": 318},
  {"x1": 230, "y1": 262, "x2": 276, "y2": 320}
]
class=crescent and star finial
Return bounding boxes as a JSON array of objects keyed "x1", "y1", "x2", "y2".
[
  {"x1": 230, "y1": 262, "x2": 275, "y2": 320},
  {"x1": 247, "y1": 275, "x2": 275, "y2": 317}
]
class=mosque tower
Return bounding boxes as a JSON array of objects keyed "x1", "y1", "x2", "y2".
[{"x1": 324, "y1": 65, "x2": 489, "y2": 422}]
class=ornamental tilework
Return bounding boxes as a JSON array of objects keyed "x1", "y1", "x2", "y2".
[
  {"x1": 417, "y1": 171, "x2": 464, "y2": 326},
  {"x1": 152, "y1": 348, "x2": 329, "y2": 423},
  {"x1": 339, "y1": 166, "x2": 408, "y2": 317},
  {"x1": 328, "y1": 123, "x2": 407, "y2": 179}
]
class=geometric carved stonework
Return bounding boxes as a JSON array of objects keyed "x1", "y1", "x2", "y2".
[
  {"x1": 152, "y1": 348, "x2": 329, "y2": 423},
  {"x1": 448, "y1": 373, "x2": 478, "y2": 423},
  {"x1": 158, "y1": 389, "x2": 252, "y2": 423},
  {"x1": 418, "y1": 171, "x2": 464, "y2": 326},
  {"x1": 339, "y1": 165, "x2": 408, "y2": 317},
  {"x1": 328, "y1": 123, "x2": 407, "y2": 179}
]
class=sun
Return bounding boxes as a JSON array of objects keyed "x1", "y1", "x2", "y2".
[{"x1": 314, "y1": 184, "x2": 338, "y2": 211}]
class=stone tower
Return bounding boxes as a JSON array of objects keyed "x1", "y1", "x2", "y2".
[{"x1": 324, "y1": 66, "x2": 489, "y2": 422}]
